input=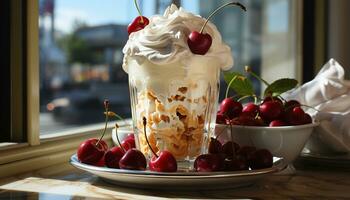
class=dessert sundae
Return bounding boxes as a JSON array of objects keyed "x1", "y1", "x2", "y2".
[{"x1": 122, "y1": 4, "x2": 236, "y2": 161}]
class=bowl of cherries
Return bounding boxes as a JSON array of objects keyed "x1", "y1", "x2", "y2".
[{"x1": 215, "y1": 67, "x2": 319, "y2": 164}]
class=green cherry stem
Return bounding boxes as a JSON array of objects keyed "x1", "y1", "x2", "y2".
[
  {"x1": 143, "y1": 117, "x2": 158, "y2": 158},
  {"x1": 96, "y1": 100, "x2": 110, "y2": 146},
  {"x1": 245, "y1": 66, "x2": 270, "y2": 87},
  {"x1": 225, "y1": 75, "x2": 238, "y2": 98},
  {"x1": 253, "y1": 95, "x2": 258, "y2": 104},
  {"x1": 237, "y1": 95, "x2": 251, "y2": 102},
  {"x1": 200, "y1": 2, "x2": 246, "y2": 34},
  {"x1": 134, "y1": 0, "x2": 144, "y2": 24},
  {"x1": 105, "y1": 111, "x2": 128, "y2": 126},
  {"x1": 114, "y1": 123, "x2": 126, "y2": 153}
]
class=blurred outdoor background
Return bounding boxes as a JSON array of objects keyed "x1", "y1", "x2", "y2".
[{"x1": 39, "y1": 0, "x2": 297, "y2": 134}]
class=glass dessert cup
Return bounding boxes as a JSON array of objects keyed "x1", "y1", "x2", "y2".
[{"x1": 127, "y1": 57, "x2": 221, "y2": 169}]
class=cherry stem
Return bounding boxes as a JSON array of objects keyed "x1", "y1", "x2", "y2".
[
  {"x1": 253, "y1": 95, "x2": 258, "y2": 104},
  {"x1": 277, "y1": 95, "x2": 287, "y2": 102},
  {"x1": 245, "y1": 66, "x2": 270, "y2": 87},
  {"x1": 105, "y1": 111, "x2": 128, "y2": 126},
  {"x1": 96, "y1": 100, "x2": 109, "y2": 146},
  {"x1": 134, "y1": 0, "x2": 144, "y2": 24},
  {"x1": 114, "y1": 123, "x2": 126, "y2": 153},
  {"x1": 143, "y1": 117, "x2": 158, "y2": 158},
  {"x1": 225, "y1": 75, "x2": 238, "y2": 98},
  {"x1": 200, "y1": 2, "x2": 246, "y2": 34},
  {"x1": 237, "y1": 95, "x2": 251, "y2": 102}
]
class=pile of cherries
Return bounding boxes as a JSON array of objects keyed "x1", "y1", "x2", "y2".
[
  {"x1": 194, "y1": 137, "x2": 273, "y2": 172},
  {"x1": 76, "y1": 100, "x2": 274, "y2": 173},
  {"x1": 77, "y1": 100, "x2": 178, "y2": 172},
  {"x1": 216, "y1": 96, "x2": 312, "y2": 127}
]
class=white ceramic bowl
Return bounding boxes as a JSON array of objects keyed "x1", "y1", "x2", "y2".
[{"x1": 215, "y1": 122, "x2": 319, "y2": 164}]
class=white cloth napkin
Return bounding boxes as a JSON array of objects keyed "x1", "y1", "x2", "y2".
[{"x1": 283, "y1": 59, "x2": 350, "y2": 153}]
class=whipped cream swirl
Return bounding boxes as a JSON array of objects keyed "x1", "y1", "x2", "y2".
[{"x1": 122, "y1": 4, "x2": 233, "y2": 72}]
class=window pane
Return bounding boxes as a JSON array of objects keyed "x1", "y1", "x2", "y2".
[{"x1": 39, "y1": 0, "x2": 298, "y2": 135}]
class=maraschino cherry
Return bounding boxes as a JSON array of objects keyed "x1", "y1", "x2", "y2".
[
  {"x1": 77, "y1": 100, "x2": 110, "y2": 165},
  {"x1": 187, "y1": 2, "x2": 246, "y2": 55},
  {"x1": 143, "y1": 117, "x2": 177, "y2": 172},
  {"x1": 127, "y1": 0, "x2": 149, "y2": 35}
]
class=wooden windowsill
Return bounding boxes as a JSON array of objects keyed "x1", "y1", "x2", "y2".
[{"x1": 0, "y1": 160, "x2": 349, "y2": 199}]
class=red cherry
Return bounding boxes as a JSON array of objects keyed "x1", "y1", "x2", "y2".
[
  {"x1": 96, "y1": 156, "x2": 106, "y2": 167},
  {"x1": 262, "y1": 96, "x2": 283, "y2": 105},
  {"x1": 187, "y1": 31, "x2": 212, "y2": 55},
  {"x1": 216, "y1": 112, "x2": 226, "y2": 124},
  {"x1": 259, "y1": 101, "x2": 283, "y2": 122},
  {"x1": 283, "y1": 106, "x2": 306, "y2": 125},
  {"x1": 104, "y1": 146, "x2": 125, "y2": 168},
  {"x1": 302, "y1": 113, "x2": 312, "y2": 124},
  {"x1": 77, "y1": 138, "x2": 108, "y2": 165},
  {"x1": 121, "y1": 137, "x2": 136, "y2": 151},
  {"x1": 127, "y1": 16, "x2": 149, "y2": 35},
  {"x1": 224, "y1": 158, "x2": 248, "y2": 171},
  {"x1": 220, "y1": 98, "x2": 243, "y2": 119},
  {"x1": 124, "y1": 134, "x2": 135, "y2": 141},
  {"x1": 119, "y1": 148, "x2": 147, "y2": 170},
  {"x1": 149, "y1": 150, "x2": 177, "y2": 172},
  {"x1": 222, "y1": 141, "x2": 240, "y2": 158},
  {"x1": 187, "y1": 2, "x2": 246, "y2": 55},
  {"x1": 236, "y1": 114, "x2": 262, "y2": 126},
  {"x1": 242, "y1": 103, "x2": 259, "y2": 116},
  {"x1": 284, "y1": 100, "x2": 301, "y2": 112},
  {"x1": 194, "y1": 154, "x2": 224, "y2": 172},
  {"x1": 293, "y1": 106, "x2": 305, "y2": 116},
  {"x1": 269, "y1": 120, "x2": 287, "y2": 127},
  {"x1": 236, "y1": 146, "x2": 256, "y2": 162},
  {"x1": 249, "y1": 149, "x2": 273, "y2": 169},
  {"x1": 208, "y1": 137, "x2": 222, "y2": 154},
  {"x1": 142, "y1": 117, "x2": 178, "y2": 172}
]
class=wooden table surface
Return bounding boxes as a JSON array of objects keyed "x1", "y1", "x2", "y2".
[{"x1": 0, "y1": 159, "x2": 349, "y2": 200}]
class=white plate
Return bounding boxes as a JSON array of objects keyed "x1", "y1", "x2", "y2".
[{"x1": 70, "y1": 154, "x2": 286, "y2": 190}]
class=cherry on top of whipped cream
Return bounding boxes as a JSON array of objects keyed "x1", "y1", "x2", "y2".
[
  {"x1": 128, "y1": 16, "x2": 149, "y2": 35},
  {"x1": 128, "y1": 0, "x2": 149, "y2": 35},
  {"x1": 187, "y1": 2, "x2": 246, "y2": 55}
]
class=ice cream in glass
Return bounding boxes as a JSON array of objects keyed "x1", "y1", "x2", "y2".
[{"x1": 122, "y1": 4, "x2": 233, "y2": 164}]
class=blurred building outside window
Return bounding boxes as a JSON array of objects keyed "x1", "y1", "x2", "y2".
[{"x1": 39, "y1": 0, "x2": 298, "y2": 135}]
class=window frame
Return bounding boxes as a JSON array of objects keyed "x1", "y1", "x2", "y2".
[
  {"x1": 0, "y1": 0, "x2": 11, "y2": 142},
  {"x1": 0, "y1": 1, "x2": 119, "y2": 177}
]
